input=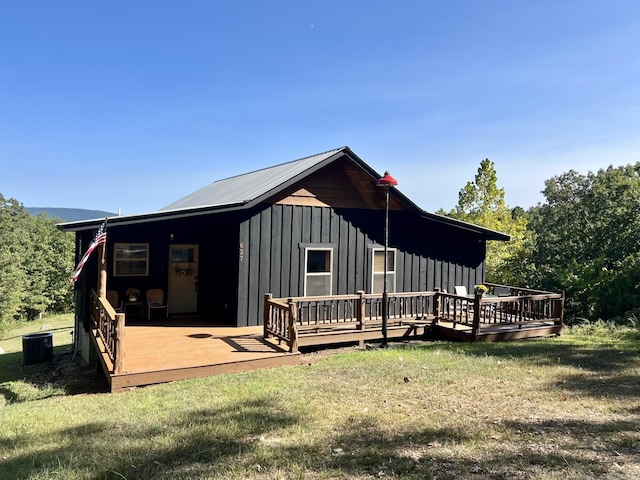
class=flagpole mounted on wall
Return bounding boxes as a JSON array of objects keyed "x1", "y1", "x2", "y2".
[
  {"x1": 71, "y1": 218, "x2": 108, "y2": 285},
  {"x1": 101, "y1": 217, "x2": 108, "y2": 265}
]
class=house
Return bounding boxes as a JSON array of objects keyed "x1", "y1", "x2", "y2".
[{"x1": 63, "y1": 146, "x2": 553, "y2": 390}]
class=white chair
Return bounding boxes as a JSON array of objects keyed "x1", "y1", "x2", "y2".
[{"x1": 454, "y1": 285, "x2": 468, "y2": 296}]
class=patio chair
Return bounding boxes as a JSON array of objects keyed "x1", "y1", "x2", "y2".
[
  {"x1": 454, "y1": 285, "x2": 468, "y2": 296},
  {"x1": 147, "y1": 289, "x2": 169, "y2": 319},
  {"x1": 106, "y1": 290, "x2": 123, "y2": 312},
  {"x1": 494, "y1": 285, "x2": 511, "y2": 296}
]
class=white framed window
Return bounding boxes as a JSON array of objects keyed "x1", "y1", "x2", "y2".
[
  {"x1": 304, "y1": 248, "x2": 333, "y2": 296},
  {"x1": 372, "y1": 248, "x2": 396, "y2": 294},
  {"x1": 114, "y1": 243, "x2": 149, "y2": 277}
]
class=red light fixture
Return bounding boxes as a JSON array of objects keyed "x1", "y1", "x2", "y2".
[{"x1": 376, "y1": 171, "x2": 398, "y2": 187}]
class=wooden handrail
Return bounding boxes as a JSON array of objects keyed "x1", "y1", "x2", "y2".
[
  {"x1": 265, "y1": 286, "x2": 564, "y2": 349},
  {"x1": 263, "y1": 294, "x2": 292, "y2": 348},
  {"x1": 265, "y1": 291, "x2": 437, "y2": 351},
  {"x1": 90, "y1": 289, "x2": 126, "y2": 374}
]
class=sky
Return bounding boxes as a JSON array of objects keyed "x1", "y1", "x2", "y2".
[{"x1": 1, "y1": 1, "x2": 639, "y2": 216}]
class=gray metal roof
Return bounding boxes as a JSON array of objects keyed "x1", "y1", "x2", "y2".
[
  {"x1": 161, "y1": 147, "x2": 348, "y2": 211},
  {"x1": 58, "y1": 145, "x2": 510, "y2": 241}
]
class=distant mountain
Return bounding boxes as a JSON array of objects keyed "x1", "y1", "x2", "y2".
[{"x1": 26, "y1": 207, "x2": 117, "y2": 222}]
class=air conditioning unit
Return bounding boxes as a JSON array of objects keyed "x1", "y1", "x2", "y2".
[{"x1": 22, "y1": 332, "x2": 53, "y2": 365}]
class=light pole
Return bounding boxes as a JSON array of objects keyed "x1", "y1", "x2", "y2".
[{"x1": 376, "y1": 171, "x2": 398, "y2": 348}]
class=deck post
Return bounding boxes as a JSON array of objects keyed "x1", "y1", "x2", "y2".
[
  {"x1": 114, "y1": 312, "x2": 126, "y2": 374},
  {"x1": 288, "y1": 298, "x2": 299, "y2": 354},
  {"x1": 434, "y1": 288, "x2": 441, "y2": 320},
  {"x1": 556, "y1": 290, "x2": 565, "y2": 328},
  {"x1": 357, "y1": 290, "x2": 366, "y2": 347},
  {"x1": 471, "y1": 292, "x2": 482, "y2": 339},
  {"x1": 263, "y1": 293, "x2": 272, "y2": 339},
  {"x1": 97, "y1": 242, "x2": 107, "y2": 299}
]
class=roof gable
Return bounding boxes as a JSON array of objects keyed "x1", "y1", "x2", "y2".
[{"x1": 161, "y1": 147, "x2": 348, "y2": 211}]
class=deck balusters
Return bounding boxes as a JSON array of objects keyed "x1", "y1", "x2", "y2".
[
  {"x1": 90, "y1": 289, "x2": 125, "y2": 373},
  {"x1": 264, "y1": 288, "x2": 564, "y2": 349}
]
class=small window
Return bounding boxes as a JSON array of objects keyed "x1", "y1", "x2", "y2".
[
  {"x1": 305, "y1": 249, "x2": 332, "y2": 296},
  {"x1": 372, "y1": 249, "x2": 396, "y2": 294},
  {"x1": 114, "y1": 243, "x2": 149, "y2": 276}
]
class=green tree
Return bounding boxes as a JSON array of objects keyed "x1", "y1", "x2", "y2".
[
  {"x1": 0, "y1": 194, "x2": 75, "y2": 325},
  {"x1": 525, "y1": 164, "x2": 640, "y2": 320},
  {"x1": 22, "y1": 213, "x2": 75, "y2": 318},
  {"x1": 439, "y1": 159, "x2": 528, "y2": 284},
  {"x1": 0, "y1": 195, "x2": 29, "y2": 323}
]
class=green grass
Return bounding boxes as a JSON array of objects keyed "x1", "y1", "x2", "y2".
[
  {"x1": 0, "y1": 313, "x2": 74, "y2": 358},
  {"x1": 1, "y1": 318, "x2": 639, "y2": 479},
  {"x1": 0, "y1": 314, "x2": 74, "y2": 401}
]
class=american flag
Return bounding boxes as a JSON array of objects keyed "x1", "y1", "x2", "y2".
[{"x1": 71, "y1": 220, "x2": 107, "y2": 283}]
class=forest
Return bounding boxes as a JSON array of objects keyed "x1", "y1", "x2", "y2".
[
  {"x1": 1, "y1": 160, "x2": 640, "y2": 328},
  {"x1": 0, "y1": 195, "x2": 74, "y2": 331}
]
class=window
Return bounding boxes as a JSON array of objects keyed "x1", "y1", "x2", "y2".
[
  {"x1": 372, "y1": 249, "x2": 396, "y2": 294},
  {"x1": 305, "y1": 249, "x2": 332, "y2": 296},
  {"x1": 114, "y1": 243, "x2": 149, "y2": 276}
]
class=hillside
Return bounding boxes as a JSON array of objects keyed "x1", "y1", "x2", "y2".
[{"x1": 26, "y1": 207, "x2": 117, "y2": 222}]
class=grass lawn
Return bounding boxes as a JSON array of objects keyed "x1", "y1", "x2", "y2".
[{"x1": 1, "y1": 318, "x2": 639, "y2": 479}]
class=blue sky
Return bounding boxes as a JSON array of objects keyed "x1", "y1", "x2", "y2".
[{"x1": 1, "y1": 1, "x2": 639, "y2": 215}]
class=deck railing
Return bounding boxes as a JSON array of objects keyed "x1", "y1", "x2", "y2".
[
  {"x1": 265, "y1": 286, "x2": 564, "y2": 351},
  {"x1": 436, "y1": 284, "x2": 564, "y2": 336},
  {"x1": 90, "y1": 289, "x2": 126, "y2": 374},
  {"x1": 264, "y1": 291, "x2": 436, "y2": 352}
]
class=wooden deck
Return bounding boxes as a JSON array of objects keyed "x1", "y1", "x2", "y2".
[
  {"x1": 87, "y1": 283, "x2": 564, "y2": 392},
  {"x1": 264, "y1": 285, "x2": 564, "y2": 352},
  {"x1": 433, "y1": 320, "x2": 562, "y2": 342},
  {"x1": 91, "y1": 322, "x2": 300, "y2": 392}
]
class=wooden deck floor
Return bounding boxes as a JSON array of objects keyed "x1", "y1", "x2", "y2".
[
  {"x1": 92, "y1": 317, "x2": 562, "y2": 391},
  {"x1": 94, "y1": 322, "x2": 301, "y2": 391}
]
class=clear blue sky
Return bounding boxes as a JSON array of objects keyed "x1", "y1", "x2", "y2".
[{"x1": 1, "y1": 1, "x2": 639, "y2": 215}]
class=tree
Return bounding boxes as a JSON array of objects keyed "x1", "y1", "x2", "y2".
[
  {"x1": 22, "y1": 213, "x2": 75, "y2": 318},
  {"x1": 0, "y1": 195, "x2": 29, "y2": 322},
  {"x1": 439, "y1": 159, "x2": 528, "y2": 284},
  {"x1": 525, "y1": 164, "x2": 640, "y2": 320},
  {"x1": 0, "y1": 194, "x2": 75, "y2": 325}
]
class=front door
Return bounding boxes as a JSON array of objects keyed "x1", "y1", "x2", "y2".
[{"x1": 168, "y1": 245, "x2": 199, "y2": 314}]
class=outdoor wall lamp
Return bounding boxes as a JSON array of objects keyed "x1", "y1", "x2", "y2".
[{"x1": 376, "y1": 171, "x2": 398, "y2": 348}]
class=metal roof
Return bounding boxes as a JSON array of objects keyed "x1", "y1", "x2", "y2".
[
  {"x1": 58, "y1": 146, "x2": 510, "y2": 241},
  {"x1": 161, "y1": 147, "x2": 347, "y2": 211}
]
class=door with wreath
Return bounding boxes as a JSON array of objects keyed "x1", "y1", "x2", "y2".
[{"x1": 168, "y1": 245, "x2": 199, "y2": 314}]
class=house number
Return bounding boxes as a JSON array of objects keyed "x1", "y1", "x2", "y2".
[{"x1": 239, "y1": 242, "x2": 245, "y2": 261}]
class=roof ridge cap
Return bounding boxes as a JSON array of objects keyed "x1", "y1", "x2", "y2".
[{"x1": 212, "y1": 146, "x2": 348, "y2": 183}]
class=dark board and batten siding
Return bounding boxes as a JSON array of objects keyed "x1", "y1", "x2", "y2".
[{"x1": 236, "y1": 204, "x2": 486, "y2": 327}]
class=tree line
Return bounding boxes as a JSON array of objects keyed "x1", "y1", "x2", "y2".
[
  {"x1": 441, "y1": 160, "x2": 640, "y2": 322},
  {"x1": 0, "y1": 194, "x2": 74, "y2": 329}
]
